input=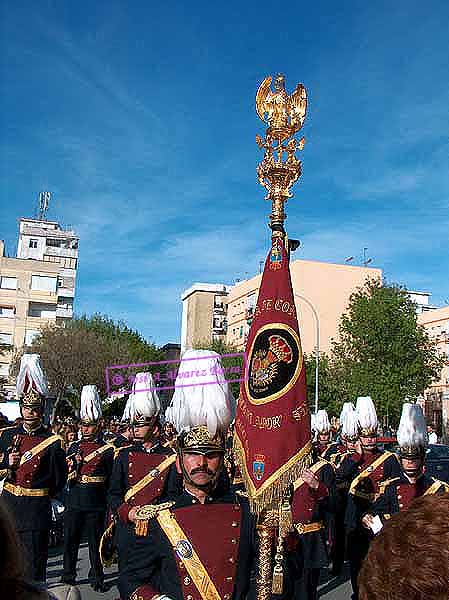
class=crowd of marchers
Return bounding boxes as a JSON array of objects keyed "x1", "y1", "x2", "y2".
[{"x1": 0, "y1": 352, "x2": 448, "y2": 600}]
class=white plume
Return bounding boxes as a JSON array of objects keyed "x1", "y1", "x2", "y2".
[
  {"x1": 314, "y1": 409, "x2": 331, "y2": 433},
  {"x1": 339, "y1": 402, "x2": 355, "y2": 423},
  {"x1": 356, "y1": 396, "x2": 378, "y2": 432},
  {"x1": 165, "y1": 349, "x2": 236, "y2": 436},
  {"x1": 80, "y1": 385, "x2": 102, "y2": 422},
  {"x1": 129, "y1": 372, "x2": 160, "y2": 421},
  {"x1": 16, "y1": 354, "x2": 49, "y2": 396},
  {"x1": 397, "y1": 402, "x2": 428, "y2": 449},
  {"x1": 341, "y1": 407, "x2": 359, "y2": 438}
]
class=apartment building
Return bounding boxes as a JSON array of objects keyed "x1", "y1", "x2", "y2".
[
  {"x1": 0, "y1": 218, "x2": 78, "y2": 389},
  {"x1": 418, "y1": 306, "x2": 449, "y2": 439},
  {"x1": 180, "y1": 283, "x2": 230, "y2": 352}
]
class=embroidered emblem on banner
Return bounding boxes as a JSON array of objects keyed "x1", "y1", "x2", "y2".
[
  {"x1": 246, "y1": 323, "x2": 303, "y2": 405},
  {"x1": 269, "y1": 237, "x2": 283, "y2": 270},
  {"x1": 175, "y1": 539, "x2": 193, "y2": 560},
  {"x1": 253, "y1": 454, "x2": 266, "y2": 480}
]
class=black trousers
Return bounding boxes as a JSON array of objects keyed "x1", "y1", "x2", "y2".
[
  {"x1": 63, "y1": 508, "x2": 105, "y2": 585},
  {"x1": 18, "y1": 529, "x2": 49, "y2": 583},
  {"x1": 347, "y1": 530, "x2": 370, "y2": 600}
]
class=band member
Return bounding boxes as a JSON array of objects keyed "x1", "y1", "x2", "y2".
[
  {"x1": 0, "y1": 354, "x2": 67, "y2": 583},
  {"x1": 291, "y1": 453, "x2": 336, "y2": 600},
  {"x1": 107, "y1": 372, "x2": 178, "y2": 599},
  {"x1": 110, "y1": 395, "x2": 134, "y2": 449},
  {"x1": 329, "y1": 404, "x2": 359, "y2": 575},
  {"x1": 363, "y1": 403, "x2": 449, "y2": 530},
  {"x1": 337, "y1": 396, "x2": 401, "y2": 600},
  {"x1": 62, "y1": 385, "x2": 113, "y2": 592},
  {"x1": 120, "y1": 350, "x2": 267, "y2": 600},
  {"x1": 312, "y1": 409, "x2": 332, "y2": 457},
  {"x1": 323, "y1": 403, "x2": 355, "y2": 464}
]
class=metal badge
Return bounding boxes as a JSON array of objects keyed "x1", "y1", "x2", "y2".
[
  {"x1": 175, "y1": 539, "x2": 193, "y2": 560},
  {"x1": 23, "y1": 450, "x2": 33, "y2": 462}
]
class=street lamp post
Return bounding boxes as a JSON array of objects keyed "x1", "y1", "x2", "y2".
[{"x1": 294, "y1": 293, "x2": 320, "y2": 414}]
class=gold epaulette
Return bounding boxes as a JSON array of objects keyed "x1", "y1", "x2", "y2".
[
  {"x1": 377, "y1": 477, "x2": 401, "y2": 497},
  {"x1": 113, "y1": 444, "x2": 133, "y2": 460},
  {"x1": 425, "y1": 478, "x2": 449, "y2": 496},
  {"x1": 134, "y1": 501, "x2": 175, "y2": 537},
  {"x1": 0, "y1": 425, "x2": 16, "y2": 436}
]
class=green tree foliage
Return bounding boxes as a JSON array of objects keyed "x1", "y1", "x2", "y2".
[
  {"x1": 11, "y1": 314, "x2": 163, "y2": 409},
  {"x1": 329, "y1": 279, "x2": 444, "y2": 425},
  {"x1": 192, "y1": 339, "x2": 243, "y2": 399},
  {"x1": 304, "y1": 353, "x2": 341, "y2": 415}
]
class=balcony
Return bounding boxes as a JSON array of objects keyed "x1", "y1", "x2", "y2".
[
  {"x1": 57, "y1": 287, "x2": 74, "y2": 298},
  {"x1": 56, "y1": 306, "x2": 73, "y2": 318},
  {"x1": 45, "y1": 246, "x2": 78, "y2": 258}
]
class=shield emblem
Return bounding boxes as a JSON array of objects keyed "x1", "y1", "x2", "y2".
[{"x1": 253, "y1": 454, "x2": 266, "y2": 481}]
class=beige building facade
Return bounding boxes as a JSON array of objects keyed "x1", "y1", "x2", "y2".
[
  {"x1": 418, "y1": 306, "x2": 449, "y2": 441},
  {"x1": 0, "y1": 218, "x2": 78, "y2": 391},
  {"x1": 226, "y1": 259, "x2": 383, "y2": 355},
  {"x1": 181, "y1": 283, "x2": 229, "y2": 352}
]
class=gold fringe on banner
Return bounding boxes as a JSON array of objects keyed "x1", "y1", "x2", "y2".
[{"x1": 233, "y1": 436, "x2": 312, "y2": 515}]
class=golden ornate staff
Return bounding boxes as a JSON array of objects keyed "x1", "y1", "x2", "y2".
[
  {"x1": 254, "y1": 73, "x2": 308, "y2": 600},
  {"x1": 255, "y1": 73, "x2": 307, "y2": 239}
]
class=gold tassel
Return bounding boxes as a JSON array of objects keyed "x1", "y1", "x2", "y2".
[
  {"x1": 233, "y1": 436, "x2": 312, "y2": 516},
  {"x1": 135, "y1": 519, "x2": 149, "y2": 537},
  {"x1": 271, "y1": 529, "x2": 285, "y2": 594}
]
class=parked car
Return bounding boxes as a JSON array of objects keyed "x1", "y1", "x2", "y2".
[{"x1": 424, "y1": 444, "x2": 449, "y2": 483}]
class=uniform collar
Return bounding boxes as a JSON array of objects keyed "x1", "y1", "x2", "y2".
[{"x1": 20, "y1": 423, "x2": 46, "y2": 436}]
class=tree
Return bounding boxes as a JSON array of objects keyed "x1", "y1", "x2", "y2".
[
  {"x1": 330, "y1": 279, "x2": 444, "y2": 426},
  {"x1": 304, "y1": 353, "x2": 341, "y2": 415},
  {"x1": 192, "y1": 339, "x2": 243, "y2": 399},
  {"x1": 11, "y1": 314, "x2": 163, "y2": 415}
]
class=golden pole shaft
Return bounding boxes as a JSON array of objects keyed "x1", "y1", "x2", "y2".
[{"x1": 256, "y1": 523, "x2": 275, "y2": 600}]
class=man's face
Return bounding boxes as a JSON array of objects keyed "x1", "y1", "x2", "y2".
[
  {"x1": 21, "y1": 405, "x2": 42, "y2": 424},
  {"x1": 360, "y1": 434, "x2": 377, "y2": 451},
  {"x1": 318, "y1": 432, "x2": 330, "y2": 445},
  {"x1": 344, "y1": 437, "x2": 358, "y2": 452},
  {"x1": 80, "y1": 423, "x2": 97, "y2": 440},
  {"x1": 177, "y1": 451, "x2": 223, "y2": 489},
  {"x1": 401, "y1": 456, "x2": 424, "y2": 478},
  {"x1": 133, "y1": 419, "x2": 159, "y2": 442}
]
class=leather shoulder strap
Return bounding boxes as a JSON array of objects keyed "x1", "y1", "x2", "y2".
[
  {"x1": 124, "y1": 454, "x2": 176, "y2": 502},
  {"x1": 83, "y1": 443, "x2": 114, "y2": 463},
  {"x1": 19, "y1": 434, "x2": 62, "y2": 466},
  {"x1": 292, "y1": 458, "x2": 329, "y2": 491},
  {"x1": 349, "y1": 452, "x2": 393, "y2": 495}
]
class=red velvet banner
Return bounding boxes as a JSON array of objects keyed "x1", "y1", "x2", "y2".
[{"x1": 234, "y1": 236, "x2": 312, "y2": 512}]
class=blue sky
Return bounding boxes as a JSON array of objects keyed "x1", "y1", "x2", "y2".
[{"x1": 1, "y1": 1, "x2": 448, "y2": 346}]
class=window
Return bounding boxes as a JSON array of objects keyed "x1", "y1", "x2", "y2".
[
  {"x1": 0, "y1": 306, "x2": 15, "y2": 318},
  {"x1": 28, "y1": 303, "x2": 56, "y2": 318},
  {"x1": 43, "y1": 255, "x2": 61, "y2": 264},
  {"x1": 31, "y1": 275, "x2": 57, "y2": 293},
  {"x1": 0, "y1": 363, "x2": 9, "y2": 377},
  {"x1": 46, "y1": 238, "x2": 61, "y2": 247},
  {"x1": 25, "y1": 330, "x2": 40, "y2": 346},
  {"x1": 0, "y1": 332, "x2": 13, "y2": 345},
  {"x1": 239, "y1": 326, "x2": 243, "y2": 337},
  {"x1": 29, "y1": 239, "x2": 38, "y2": 249},
  {"x1": 0, "y1": 276, "x2": 17, "y2": 290}
]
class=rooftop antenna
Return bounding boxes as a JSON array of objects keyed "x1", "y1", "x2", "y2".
[
  {"x1": 38, "y1": 191, "x2": 51, "y2": 220},
  {"x1": 362, "y1": 247, "x2": 372, "y2": 267}
]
